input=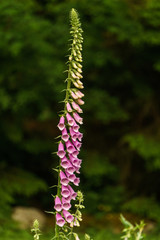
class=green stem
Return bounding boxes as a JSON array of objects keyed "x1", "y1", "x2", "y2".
[{"x1": 55, "y1": 61, "x2": 72, "y2": 240}]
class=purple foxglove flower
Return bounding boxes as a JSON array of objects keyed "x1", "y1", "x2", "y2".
[
  {"x1": 66, "y1": 140, "x2": 75, "y2": 153},
  {"x1": 54, "y1": 196, "x2": 62, "y2": 212},
  {"x1": 76, "y1": 98, "x2": 84, "y2": 105},
  {"x1": 77, "y1": 132, "x2": 83, "y2": 141},
  {"x1": 73, "y1": 112, "x2": 83, "y2": 125},
  {"x1": 68, "y1": 185, "x2": 77, "y2": 200},
  {"x1": 63, "y1": 210, "x2": 74, "y2": 223},
  {"x1": 69, "y1": 154, "x2": 79, "y2": 167},
  {"x1": 57, "y1": 142, "x2": 66, "y2": 158},
  {"x1": 60, "y1": 171, "x2": 69, "y2": 186},
  {"x1": 73, "y1": 123, "x2": 80, "y2": 132},
  {"x1": 73, "y1": 177, "x2": 80, "y2": 186},
  {"x1": 72, "y1": 148, "x2": 79, "y2": 158},
  {"x1": 61, "y1": 157, "x2": 71, "y2": 169},
  {"x1": 63, "y1": 194, "x2": 72, "y2": 202},
  {"x1": 65, "y1": 171, "x2": 76, "y2": 182},
  {"x1": 57, "y1": 116, "x2": 65, "y2": 131},
  {"x1": 69, "y1": 127, "x2": 78, "y2": 141},
  {"x1": 71, "y1": 91, "x2": 78, "y2": 100},
  {"x1": 72, "y1": 139, "x2": 82, "y2": 151},
  {"x1": 56, "y1": 213, "x2": 65, "y2": 227},
  {"x1": 61, "y1": 185, "x2": 70, "y2": 198},
  {"x1": 66, "y1": 102, "x2": 72, "y2": 112},
  {"x1": 66, "y1": 113, "x2": 75, "y2": 126},
  {"x1": 62, "y1": 197, "x2": 71, "y2": 210},
  {"x1": 71, "y1": 101, "x2": 83, "y2": 113},
  {"x1": 66, "y1": 161, "x2": 75, "y2": 174},
  {"x1": 62, "y1": 128, "x2": 69, "y2": 142}
]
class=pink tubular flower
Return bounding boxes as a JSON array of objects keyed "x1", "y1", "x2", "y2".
[
  {"x1": 62, "y1": 197, "x2": 71, "y2": 210},
  {"x1": 61, "y1": 185, "x2": 70, "y2": 198},
  {"x1": 68, "y1": 154, "x2": 79, "y2": 167},
  {"x1": 66, "y1": 113, "x2": 75, "y2": 126},
  {"x1": 76, "y1": 98, "x2": 84, "y2": 105},
  {"x1": 66, "y1": 161, "x2": 75, "y2": 174},
  {"x1": 57, "y1": 116, "x2": 65, "y2": 131},
  {"x1": 73, "y1": 122, "x2": 80, "y2": 132},
  {"x1": 63, "y1": 210, "x2": 74, "y2": 223},
  {"x1": 71, "y1": 101, "x2": 83, "y2": 113},
  {"x1": 73, "y1": 177, "x2": 80, "y2": 186},
  {"x1": 54, "y1": 196, "x2": 62, "y2": 212},
  {"x1": 77, "y1": 132, "x2": 83, "y2": 141},
  {"x1": 75, "y1": 90, "x2": 84, "y2": 98},
  {"x1": 66, "y1": 140, "x2": 75, "y2": 154},
  {"x1": 65, "y1": 171, "x2": 76, "y2": 182},
  {"x1": 56, "y1": 213, "x2": 65, "y2": 227},
  {"x1": 69, "y1": 127, "x2": 78, "y2": 141},
  {"x1": 57, "y1": 142, "x2": 66, "y2": 158},
  {"x1": 72, "y1": 139, "x2": 82, "y2": 151},
  {"x1": 60, "y1": 171, "x2": 69, "y2": 186},
  {"x1": 62, "y1": 128, "x2": 69, "y2": 142},
  {"x1": 73, "y1": 112, "x2": 83, "y2": 125},
  {"x1": 71, "y1": 91, "x2": 78, "y2": 100},
  {"x1": 68, "y1": 185, "x2": 77, "y2": 200},
  {"x1": 66, "y1": 102, "x2": 72, "y2": 112},
  {"x1": 61, "y1": 157, "x2": 71, "y2": 169}
]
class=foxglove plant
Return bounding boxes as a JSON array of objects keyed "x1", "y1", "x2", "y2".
[{"x1": 54, "y1": 8, "x2": 85, "y2": 240}]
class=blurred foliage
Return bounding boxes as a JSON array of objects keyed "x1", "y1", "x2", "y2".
[{"x1": 1, "y1": 0, "x2": 160, "y2": 229}]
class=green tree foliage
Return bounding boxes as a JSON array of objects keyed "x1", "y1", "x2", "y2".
[{"x1": 1, "y1": 0, "x2": 160, "y2": 225}]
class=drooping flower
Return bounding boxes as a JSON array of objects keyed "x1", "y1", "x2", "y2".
[
  {"x1": 57, "y1": 142, "x2": 66, "y2": 158},
  {"x1": 54, "y1": 196, "x2": 62, "y2": 212},
  {"x1": 62, "y1": 128, "x2": 70, "y2": 142},
  {"x1": 57, "y1": 116, "x2": 65, "y2": 131},
  {"x1": 56, "y1": 213, "x2": 65, "y2": 227},
  {"x1": 60, "y1": 171, "x2": 69, "y2": 186},
  {"x1": 63, "y1": 210, "x2": 74, "y2": 223},
  {"x1": 62, "y1": 197, "x2": 71, "y2": 210}
]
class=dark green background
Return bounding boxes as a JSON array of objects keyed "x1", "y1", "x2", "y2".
[{"x1": 1, "y1": 0, "x2": 160, "y2": 231}]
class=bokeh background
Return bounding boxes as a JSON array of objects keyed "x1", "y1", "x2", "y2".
[{"x1": 1, "y1": 0, "x2": 160, "y2": 239}]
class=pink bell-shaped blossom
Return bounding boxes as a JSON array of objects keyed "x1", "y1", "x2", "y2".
[
  {"x1": 77, "y1": 132, "x2": 83, "y2": 141},
  {"x1": 73, "y1": 112, "x2": 83, "y2": 125},
  {"x1": 76, "y1": 98, "x2": 84, "y2": 105},
  {"x1": 75, "y1": 90, "x2": 84, "y2": 98},
  {"x1": 62, "y1": 197, "x2": 71, "y2": 210},
  {"x1": 72, "y1": 139, "x2": 82, "y2": 151},
  {"x1": 63, "y1": 194, "x2": 72, "y2": 202},
  {"x1": 73, "y1": 177, "x2": 80, "y2": 186},
  {"x1": 62, "y1": 128, "x2": 69, "y2": 142},
  {"x1": 71, "y1": 91, "x2": 78, "y2": 100},
  {"x1": 65, "y1": 170, "x2": 76, "y2": 182},
  {"x1": 60, "y1": 171, "x2": 69, "y2": 186},
  {"x1": 66, "y1": 102, "x2": 72, "y2": 112},
  {"x1": 57, "y1": 116, "x2": 65, "y2": 131},
  {"x1": 68, "y1": 185, "x2": 77, "y2": 200},
  {"x1": 66, "y1": 140, "x2": 75, "y2": 154},
  {"x1": 73, "y1": 123, "x2": 80, "y2": 132},
  {"x1": 63, "y1": 210, "x2": 74, "y2": 223},
  {"x1": 61, "y1": 185, "x2": 70, "y2": 198},
  {"x1": 56, "y1": 213, "x2": 65, "y2": 227},
  {"x1": 54, "y1": 196, "x2": 62, "y2": 212},
  {"x1": 66, "y1": 161, "x2": 75, "y2": 174},
  {"x1": 61, "y1": 157, "x2": 71, "y2": 169},
  {"x1": 69, "y1": 128, "x2": 78, "y2": 141},
  {"x1": 71, "y1": 101, "x2": 83, "y2": 113},
  {"x1": 72, "y1": 148, "x2": 79, "y2": 158},
  {"x1": 66, "y1": 113, "x2": 75, "y2": 126},
  {"x1": 57, "y1": 142, "x2": 66, "y2": 158}
]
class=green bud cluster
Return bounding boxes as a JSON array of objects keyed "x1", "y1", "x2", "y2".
[
  {"x1": 31, "y1": 219, "x2": 41, "y2": 240},
  {"x1": 67, "y1": 8, "x2": 84, "y2": 92}
]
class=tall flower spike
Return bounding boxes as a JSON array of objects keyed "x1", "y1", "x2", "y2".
[{"x1": 55, "y1": 8, "x2": 84, "y2": 239}]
